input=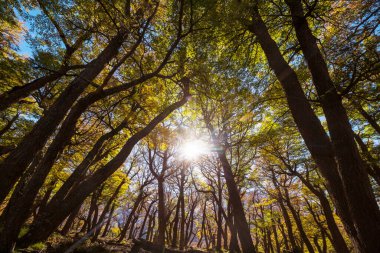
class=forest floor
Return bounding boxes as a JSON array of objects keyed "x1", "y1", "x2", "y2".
[{"x1": 17, "y1": 234, "x2": 208, "y2": 253}]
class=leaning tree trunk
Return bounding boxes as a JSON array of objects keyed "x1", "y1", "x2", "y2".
[
  {"x1": 61, "y1": 204, "x2": 82, "y2": 235},
  {"x1": 139, "y1": 201, "x2": 156, "y2": 239},
  {"x1": 246, "y1": 5, "x2": 360, "y2": 248},
  {"x1": 218, "y1": 151, "x2": 255, "y2": 253},
  {"x1": 118, "y1": 190, "x2": 146, "y2": 242},
  {"x1": 17, "y1": 89, "x2": 189, "y2": 248},
  {"x1": 292, "y1": 169, "x2": 349, "y2": 253},
  {"x1": 93, "y1": 179, "x2": 125, "y2": 240},
  {"x1": 0, "y1": 31, "x2": 89, "y2": 112},
  {"x1": 285, "y1": 1, "x2": 380, "y2": 251},
  {"x1": 0, "y1": 31, "x2": 127, "y2": 205},
  {"x1": 283, "y1": 189, "x2": 315, "y2": 253}
]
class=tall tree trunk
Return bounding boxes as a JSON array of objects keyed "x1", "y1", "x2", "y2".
[
  {"x1": 85, "y1": 195, "x2": 96, "y2": 233},
  {"x1": 246, "y1": 5, "x2": 360, "y2": 249},
  {"x1": 93, "y1": 180, "x2": 125, "y2": 240},
  {"x1": 352, "y1": 101, "x2": 380, "y2": 135},
  {"x1": 283, "y1": 189, "x2": 315, "y2": 253},
  {"x1": 35, "y1": 179, "x2": 56, "y2": 216},
  {"x1": 216, "y1": 169, "x2": 223, "y2": 252},
  {"x1": 61, "y1": 204, "x2": 82, "y2": 235},
  {"x1": 171, "y1": 195, "x2": 180, "y2": 248},
  {"x1": 284, "y1": 1, "x2": 380, "y2": 251},
  {"x1": 229, "y1": 215, "x2": 241, "y2": 253},
  {"x1": 139, "y1": 201, "x2": 155, "y2": 239},
  {"x1": 0, "y1": 31, "x2": 127, "y2": 205},
  {"x1": 118, "y1": 190, "x2": 146, "y2": 242},
  {"x1": 147, "y1": 210, "x2": 157, "y2": 242},
  {"x1": 157, "y1": 178, "x2": 166, "y2": 250},
  {"x1": 272, "y1": 175, "x2": 298, "y2": 252},
  {"x1": 288, "y1": 168, "x2": 349, "y2": 253},
  {"x1": 172, "y1": 168, "x2": 185, "y2": 248},
  {"x1": 223, "y1": 219, "x2": 228, "y2": 250},
  {"x1": 272, "y1": 222, "x2": 280, "y2": 253},
  {"x1": 353, "y1": 133, "x2": 380, "y2": 185},
  {"x1": 197, "y1": 201, "x2": 207, "y2": 249},
  {"x1": 17, "y1": 93, "x2": 189, "y2": 247},
  {"x1": 278, "y1": 221, "x2": 289, "y2": 251},
  {"x1": 101, "y1": 203, "x2": 116, "y2": 238},
  {"x1": 217, "y1": 151, "x2": 255, "y2": 253},
  {"x1": 179, "y1": 170, "x2": 186, "y2": 250}
]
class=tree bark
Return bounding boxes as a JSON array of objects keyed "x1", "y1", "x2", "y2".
[
  {"x1": 93, "y1": 179, "x2": 125, "y2": 240},
  {"x1": 157, "y1": 178, "x2": 166, "y2": 250},
  {"x1": 139, "y1": 201, "x2": 156, "y2": 239},
  {"x1": 217, "y1": 150, "x2": 255, "y2": 253},
  {"x1": 353, "y1": 133, "x2": 380, "y2": 185},
  {"x1": 118, "y1": 190, "x2": 146, "y2": 242},
  {"x1": 61, "y1": 204, "x2": 82, "y2": 235},
  {"x1": 101, "y1": 203, "x2": 116, "y2": 238},
  {"x1": 284, "y1": 1, "x2": 380, "y2": 251},
  {"x1": 0, "y1": 31, "x2": 127, "y2": 205},
  {"x1": 353, "y1": 101, "x2": 380, "y2": 135},
  {"x1": 292, "y1": 169, "x2": 349, "y2": 253},
  {"x1": 283, "y1": 189, "x2": 315, "y2": 253},
  {"x1": 172, "y1": 168, "x2": 185, "y2": 248},
  {"x1": 216, "y1": 169, "x2": 223, "y2": 252},
  {"x1": 179, "y1": 169, "x2": 186, "y2": 250},
  {"x1": 17, "y1": 91, "x2": 189, "y2": 247},
  {"x1": 246, "y1": 5, "x2": 360, "y2": 249}
]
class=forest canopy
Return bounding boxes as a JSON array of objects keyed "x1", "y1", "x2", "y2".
[{"x1": 0, "y1": 0, "x2": 379, "y2": 252}]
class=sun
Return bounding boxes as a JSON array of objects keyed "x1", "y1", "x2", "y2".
[{"x1": 179, "y1": 139, "x2": 209, "y2": 160}]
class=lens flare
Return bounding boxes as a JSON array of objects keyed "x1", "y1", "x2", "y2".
[{"x1": 179, "y1": 140, "x2": 209, "y2": 160}]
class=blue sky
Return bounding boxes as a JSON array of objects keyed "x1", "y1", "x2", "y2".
[{"x1": 16, "y1": 8, "x2": 40, "y2": 57}]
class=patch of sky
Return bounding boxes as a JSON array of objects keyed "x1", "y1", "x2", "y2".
[{"x1": 15, "y1": 7, "x2": 41, "y2": 57}]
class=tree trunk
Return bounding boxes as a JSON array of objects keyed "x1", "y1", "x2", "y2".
[
  {"x1": 246, "y1": 5, "x2": 360, "y2": 249},
  {"x1": 0, "y1": 31, "x2": 127, "y2": 205},
  {"x1": 285, "y1": 1, "x2": 380, "y2": 251},
  {"x1": 93, "y1": 179, "x2": 125, "y2": 240},
  {"x1": 139, "y1": 201, "x2": 155, "y2": 239},
  {"x1": 290, "y1": 169, "x2": 349, "y2": 253},
  {"x1": 172, "y1": 168, "x2": 185, "y2": 248},
  {"x1": 353, "y1": 133, "x2": 380, "y2": 185},
  {"x1": 179, "y1": 170, "x2": 186, "y2": 250},
  {"x1": 197, "y1": 201, "x2": 207, "y2": 249},
  {"x1": 216, "y1": 169, "x2": 223, "y2": 252},
  {"x1": 172, "y1": 195, "x2": 180, "y2": 248},
  {"x1": 118, "y1": 190, "x2": 146, "y2": 242},
  {"x1": 283, "y1": 189, "x2": 315, "y2": 253},
  {"x1": 35, "y1": 179, "x2": 56, "y2": 216},
  {"x1": 157, "y1": 178, "x2": 166, "y2": 250},
  {"x1": 352, "y1": 101, "x2": 380, "y2": 135},
  {"x1": 217, "y1": 150, "x2": 255, "y2": 253},
  {"x1": 17, "y1": 94, "x2": 189, "y2": 247},
  {"x1": 272, "y1": 223, "x2": 280, "y2": 253},
  {"x1": 273, "y1": 177, "x2": 298, "y2": 252},
  {"x1": 101, "y1": 203, "x2": 116, "y2": 238},
  {"x1": 61, "y1": 204, "x2": 82, "y2": 235}
]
